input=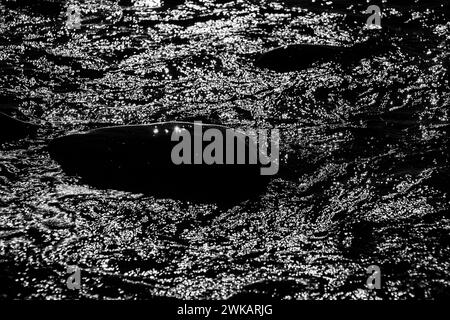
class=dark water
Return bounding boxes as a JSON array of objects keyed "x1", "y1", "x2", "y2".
[{"x1": 0, "y1": 0, "x2": 449, "y2": 299}]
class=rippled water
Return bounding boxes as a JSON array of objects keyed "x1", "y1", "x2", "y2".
[{"x1": 0, "y1": 0, "x2": 449, "y2": 299}]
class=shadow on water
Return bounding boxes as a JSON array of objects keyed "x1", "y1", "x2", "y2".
[{"x1": 47, "y1": 122, "x2": 273, "y2": 204}]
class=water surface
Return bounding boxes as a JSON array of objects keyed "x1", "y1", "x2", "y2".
[{"x1": 0, "y1": 0, "x2": 449, "y2": 299}]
